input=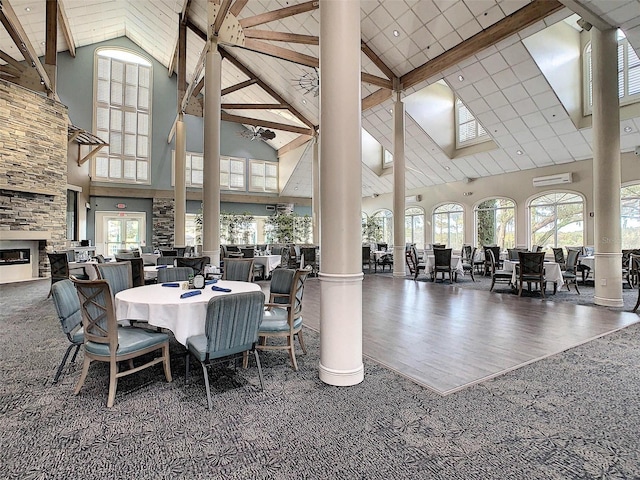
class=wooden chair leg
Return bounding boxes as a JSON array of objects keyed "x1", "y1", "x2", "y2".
[
  {"x1": 162, "y1": 343, "x2": 172, "y2": 382},
  {"x1": 297, "y1": 330, "x2": 307, "y2": 354},
  {"x1": 107, "y1": 361, "x2": 118, "y2": 408},
  {"x1": 288, "y1": 336, "x2": 298, "y2": 371},
  {"x1": 74, "y1": 356, "x2": 91, "y2": 395}
]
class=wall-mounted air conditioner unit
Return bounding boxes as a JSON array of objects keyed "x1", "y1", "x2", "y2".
[
  {"x1": 405, "y1": 195, "x2": 422, "y2": 203},
  {"x1": 532, "y1": 172, "x2": 573, "y2": 187},
  {"x1": 276, "y1": 203, "x2": 294, "y2": 214},
  {"x1": 266, "y1": 205, "x2": 276, "y2": 212}
]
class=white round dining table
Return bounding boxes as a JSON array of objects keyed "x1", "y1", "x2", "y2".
[{"x1": 115, "y1": 280, "x2": 261, "y2": 345}]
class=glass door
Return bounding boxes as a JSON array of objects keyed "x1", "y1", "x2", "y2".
[{"x1": 95, "y1": 212, "x2": 146, "y2": 256}]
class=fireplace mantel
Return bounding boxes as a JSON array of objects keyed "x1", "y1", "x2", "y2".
[{"x1": 0, "y1": 231, "x2": 51, "y2": 241}]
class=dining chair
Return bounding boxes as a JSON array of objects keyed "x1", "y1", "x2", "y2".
[
  {"x1": 157, "y1": 266, "x2": 194, "y2": 283},
  {"x1": 562, "y1": 248, "x2": 581, "y2": 294},
  {"x1": 156, "y1": 256, "x2": 176, "y2": 266},
  {"x1": 175, "y1": 256, "x2": 210, "y2": 276},
  {"x1": 483, "y1": 246, "x2": 502, "y2": 276},
  {"x1": 461, "y1": 247, "x2": 477, "y2": 282},
  {"x1": 629, "y1": 253, "x2": 640, "y2": 288},
  {"x1": 239, "y1": 248, "x2": 265, "y2": 280},
  {"x1": 300, "y1": 246, "x2": 318, "y2": 276},
  {"x1": 410, "y1": 246, "x2": 427, "y2": 280},
  {"x1": 71, "y1": 278, "x2": 172, "y2": 408},
  {"x1": 47, "y1": 252, "x2": 89, "y2": 298},
  {"x1": 567, "y1": 246, "x2": 590, "y2": 283},
  {"x1": 404, "y1": 246, "x2": 416, "y2": 276},
  {"x1": 94, "y1": 262, "x2": 133, "y2": 297},
  {"x1": 50, "y1": 279, "x2": 84, "y2": 383},
  {"x1": 362, "y1": 245, "x2": 373, "y2": 272},
  {"x1": 258, "y1": 267, "x2": 311, "y2": 371},
  {"x1": 184, "y1": 291, "x2": 266, "y2": 410},
  {"x1": 115, "y1": 256, "x2": 145, "y2": 287},
  {"x1": 488, "y1": 249, "x2": 512, "y2": 292},
  {"x1": 222, "y1": 258, "x2": 254, "y2": 282},
  {"x1": 433, "y1": 247, "x2": 454, "y2": 283},
  {"x1": 552, "y1": 247, "x2": 566, "y2": 269},
  {"x1": 517, "y1": 251, "x2": 546, "y2": 297},
  {"x1": 160, "y1": 249, "x2": 178, "y2": 257},
  {"x1": 92, "y1": 254, "x2": 106, "y2": 263}
]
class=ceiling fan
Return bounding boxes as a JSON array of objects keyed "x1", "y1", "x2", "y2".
[{"x1": 238, "y1": 126, "x2": 276, "y2": 142}]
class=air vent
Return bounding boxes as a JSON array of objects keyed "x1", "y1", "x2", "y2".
[{"x1": 532, "y1": 172, "x2": 573, "y2": 187}]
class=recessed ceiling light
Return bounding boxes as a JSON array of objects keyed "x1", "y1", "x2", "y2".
[
  {"x1": 623, "y1": 126, "x2": 632, "y2": 133},
  {"x1": 389, "y1": 109, "x2": 393, "y2": 114},
  {"x1": 25, "y1": 7, "x2": 31, "y2": 12},
  {"x1": 40, "y1": 41, "x2": 45, "y2": 46},
  {"x1": 516, "y1": 150, "x2": 523, "y2": 155},
  {"x1": 444, "y1": 166, "x2": 450, "y2": 170},
  {"x1": 294, "y1": 186, "x2": 299, "y2": 190},
  {"x1": 393, "y1": 30, "x2": 400, "y2": 38},
  {"x1": 458, "y1": 75, "x2": 464, "y2": 82},
  {"x1": 302, "y1": 99, "x2": 307, "y2": 105}
]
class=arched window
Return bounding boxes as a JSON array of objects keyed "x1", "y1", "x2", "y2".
[
  {"x1": 405, "y1": 207, "x2": 425, "y2": 250},
  {"x1": 94, "y1": 48, "x2": 152, "y2": 184},
  {"x1": 433, "y1": 203, "x2": 464, "y2": 249},
  {"x1": 475, "y1": 198, "x2": 516, "y2": 249},
  {"x1": 529, "y1": 192, "x2": 584, "y2": 250},
  {"x1": 584, "y1": 31, "x2": 640, "y2": 114},
  {"x1": 372, "y1": 210, "x2": 393, "y2": 246},
  {"x1": 621, "y1": 183, "x2": 640, "y2": 249}
]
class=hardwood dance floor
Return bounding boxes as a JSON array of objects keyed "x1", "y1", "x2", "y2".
[{"x1": 301, "y1": 275, "x2": 639, "y2": 395}]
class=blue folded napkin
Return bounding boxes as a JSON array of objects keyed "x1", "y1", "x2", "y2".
[
  {"x1": 211, "y1": 285, "x2": 231, "y2": 293},
  {"x1": 156, "y1": 265, "x2": 168, "y2": 269},
  {"x1": 180, "y1": 290, "x2": 202, "y2": 299},
  {"x1": 205, "y1": 279, "x2": 218, "y2": 285},
  {"x1": 161, "y1": 283, "x2": 180, "y2": 287}
]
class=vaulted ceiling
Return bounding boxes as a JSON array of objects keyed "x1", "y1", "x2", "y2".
[{"x1": 1, "y1": 0, "x2": 639, "y2": 199}]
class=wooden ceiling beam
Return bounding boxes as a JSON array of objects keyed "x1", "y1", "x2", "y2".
[
  {"x1": 240, "y1": 39, "x2": 319, "y2": 68},
  {"x1": 361, "y1": 72, "x2": 393, "y2": 90},
  {"x1": 239, "y1": 1, "x2": 318, "y2": 29},
  {"x1": 400, "y1": 0, "x2": 565, "y2": 91},
  {"x1": 361, "y1": 40, "x2": 395, "y2": 81},
  {"x1": 0, "y1": 64, "x2": 20, "y2": 78},
  {"x1": 57, "y1": 0, "x2": 75, "y2": 57},
  {"x1": 222, "y1": 103, "x2": 288, "y2": 109},
  {"x1": 180, "y1": 41, "x2": 209, "y2": 112},
  {"x1": 213, "y1": 0, "x2": 233, "y2": 37},
  {"x1": 220, "y1": 47, "x2": 315, "y2": 129},
  {"x1": 0, "y1": 0, "x2": 53, "y2": 94},
  {"x1": 244, "y1": 29, "x2": 318, "y2": 45},
  {"x1": 278, "y1": 134, "x2": 312, "y2": 157},
  {"x1": 187, "y1": 18, "x2": 207, "y2": 42},
  {"x1": 192, "y1": 76, "x2": 205, "y2": 97},
  {"x1": 45, "y1": 0, "x2": 57, "y2": 93},
  {"x1": 221, "y1": 78, "x2": 257, "y2": 96},
  {"x1": 221, "y1": 112, "x2": 314, "y2": 136},
  {"x1": 229, "y1": 0, "x2": 249, "y2": 17},
  {"x1": 168, "y1": 0, "x2": 192, "y2": 76},
  {"x1": 0, "y1": 50, "x2": 26, "y2": 72},
  {"x1": 362, "y1": 88, "x2": 392, "y2": 111}
]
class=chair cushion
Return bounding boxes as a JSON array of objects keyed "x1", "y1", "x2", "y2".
[
  {"x1": 84, "y1": 327, "x2": 168, "y2": 357},
  {"x1": 259, "y1": 307, "x2": 303, "y2": 333},
  {"x1": 71, "y1": 328, "x2": 84, "y2": 344},
  {"x1": 186, "y1": 334, "x2": 253, "y2": 362}
]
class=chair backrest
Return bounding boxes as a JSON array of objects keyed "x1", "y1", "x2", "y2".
[
  {"x1": 565, "y1": 248, "x2": 580, "y2": 273},
  {"x1": 175, "y1": 256, "x2": 210, "y2": 276},
  {"x1": 240, "y1": 247, "x2": 255, "y2": 259},
  {"x1": 157, "y1": 266, "x2": 193, "y2": 283},
  {"x1": 203, "y1": 291, "x2": 266, "y2": 360},
  {"x1": 51, "y1": 279, "x2": 82, "y2": 338},
  {"x1": 157, "y1": 256, "x2": 176, "y2": 266},
  {"x1": 566, "y1": 246, "x2": 584, "y2": 256},
  {"x1": 173, "y1": 247, "x2": 186, "y2": 257},
  {"x1": 222, "y1": 258, "x2": 254, "y2": 282},
  {"x1": 160, "y1": 249, "x2": 177, "y2": 257},
  {"x1": 72, "y1": 278, "x2": 117, "y2": 351},
  {"x1": 552, "y1": 247, "x2": 565, "y2": 265},
  {"x1": 484, "y1": 246, "x2": 501, "y2": 264},
  {"x1": 269, "y1": 268, "x2": 295, "y2": 305},
  {"x1": 462, "y1": 245, "x2": 472, "y2": 262},
  {"x1": 432, "y1": 243, "x2": 446, "y2": 249},
  {"x1": 115, "y1": 252, "x2": 136, "y2": 259},
  {"x1": 508, "y1": 248, "x2": 526, "y2": 261},
  {"x1": 92, "y1": 254, "x2": 106, "y2": 263},
  {"x1": 301, "y1": 246, "x2": 316, "y2": 264},
  {"x1": 518, "y1": 251, "x2": 545, "y2": 276},
  {"x1": 405, "y1": 247, "x2": 418, "y2": 273},
  {"x1": 289, "y1": 268, "x2": 311, "y2": 320},
  {"x1": 377, "y1": 243, "x2": 388, "y2": 251},
  {"x1": 48, "y1": 252, "x2": 69, "y2": 281},
  {"x1": 270, "y1": 245, "x2": 282, "y2": 255},
  {"x1": 280, "y1": 246, "x2": 292, "y2": 268},
  {"x1": 433, "y1": 248, "x2": 452, "y2": 267},
  {"x1": 362, "y1": 245, "x2": 371, "y2": 263},
  {"x1": 140, "y1": 246, "x2": 154, "y2": 254},
  {"x1": 94, "y1": 262, "x2": 133, "y2": 296},
  {"x1": 488, "y1": 249, "x2": 498, "y2": 275},
  {"x1": 115, "y1": 256, "x2": 144, "y2": 287}
]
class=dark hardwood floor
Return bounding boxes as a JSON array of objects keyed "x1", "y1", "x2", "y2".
[{"x1": 299, "y1": 274, "x2": 639, "y2": 395}]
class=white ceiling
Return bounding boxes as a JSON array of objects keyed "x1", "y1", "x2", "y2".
[{"x1": 1, "y1": 0, "x2": 639, "y2": 199}]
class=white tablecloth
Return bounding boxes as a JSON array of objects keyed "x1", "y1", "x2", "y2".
[
  {"x1": 579, "y1": 256, "x2": 595, "y2": 272},
  {"x1": 503, "y1": 260, "x2": 564, "y2": 289},
  {"x1": 143, "y1": 264, "x2": 173, "y2": 280},
  {"x1": 69, "y1": 261, "x2": 99, "y2": 280},
  {"x1": 115, "y1": 281, "x2": 261, "y2": 345},
  {"x1": 422, "y1": 254, "x2": 464, "y2": 276},
  {"x1": 142, "y1": 253, "x2": 160, "y2": 265},
  {"x1": 252, "y1": 255, "x2": 281, "y2": 276}
]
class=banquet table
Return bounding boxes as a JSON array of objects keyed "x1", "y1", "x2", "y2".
[
  {"x1": 503, "y1": 260, "x2": 564, "y2": 292},
  {"x1": 143, "y1": 264, "x2": 173, "y2": 281},
  {"x1": 579, "y1": 255, "x2": 595, "y2": 279},
  {"x1": 252, "y1": 254, "x2": 281, "y2": 278},
  {"x1": 422, "y1": 254, "x2": 464, "y2": 279},
  {"x1": 115, "y1": 280, "x2": 261, "y2": 346}
]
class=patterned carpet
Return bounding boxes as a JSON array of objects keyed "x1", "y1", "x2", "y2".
[{"x1": 1, "y1": 278, "x2": 639, "y2": 479}]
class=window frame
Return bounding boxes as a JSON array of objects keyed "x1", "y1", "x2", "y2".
[
  {"x1": 455, "y1": 97, "x2": 488, "y2": 148},
  {"x1": 220, "y1": 156, "x2": 246, "y2": 191},
  {"x1": 405, "y1": 206, "x2": 425, "y2": 250},
  {"x1": 171, "y1": 150, "x2": 204, "y2": 187},
  {"x1": 621, "y1": 182, "x2": 640, "y2": 250},
  {"x1": 93, "y1": 47, "x2": 152, "y2": 185},
  {"x1": 474, "y1": 197, "x2": 516, "y2": 250},
  {"x1": 372, "y1": 209, "x2": 393, "y2": 246},
  {"x1": 528, "y1": 191, "x2": 585, "y2": 250},
  {"x1": 248, "y1": 159, "x2": 279, "y2": 193},
  {"x1": 432, "y1": 202, "x2": 464, "y2": 249}
]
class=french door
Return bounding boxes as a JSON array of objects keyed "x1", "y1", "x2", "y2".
[{"x1": 95, "y1": 212, "x2": 146, "y2": 256}]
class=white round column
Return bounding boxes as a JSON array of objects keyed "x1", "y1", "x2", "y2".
[
  {"x1": 312, "y1": 135, "x2": 320, "y2": 245},
  {"x1": 318, "y1": 0, "x2": 364, "y2": 386},
  {"x1": 174, "y1": 115, "x2": 187, "y2": 247},
  {"x1": 202, "y1": 40, "x2": 221, "y2": 267},
  {"x1": 392, "y1": 91, "x2": 406, "y2": 277},
  {"x1": 592, "y1": 27, "x2": 622, "y2": 307}
]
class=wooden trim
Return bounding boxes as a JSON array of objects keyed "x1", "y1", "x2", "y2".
[
  {"x1": 244, "y1": 29, "x2": 318, "y2": 45},
  {"x1": 180, "y1": 41, "x2": 209, "y2": 112},
  {"x1": 169, "y1": 0, "x2": 192, "y2": 76},
  {"x1": 168, "y1": 115, "x2": 178, "y2": 143},
  {"x1": 177, "y1": 15, "x2": 187, "y2": 109},
  {"x1": 362, "y1": 88, "x2": 392, "y2": 111},
  {"x1": 240, "y1": 39, "x2": 319, "y2": 68},
  {"x1": 45, "y1": 1, "x2": 57, "y2": 66},
  {"x1": 278, "y1": 134, "x2": 312, "y2": 157},
  {"x1": 361, "y1": 40, "x2": 395, "y2": 80},
  {"x1": 192, "y1": 76, "x2": 205, "y2": 97},
  {"x1": 57, "y1": 0, "x2": 75, "y2": 58},
  {"x1": 0, "y1": 64, "x2": 21, "y2": 78},
  {"x1": 229, "y1": 0, "x2": 248, "y2": 17},
  {"x1": 187, "y1": 19, "x2": 207, "y2": 42},
  {"x1": 221, "y1": 112, "x2": 314, "y2": 136},
  {"x1": 220, "y1": 47, "x2": 315, "y2": 129},
  {"x1": 0, "y1": 0, "x2": 53, "y2": 93},
  {"x1": 78, "y1": 145, "x2": 106, "y2": 166},
  {"x1": 221, "y1": 103, "x2": 288, "y2": 109},
  {"x1": 401, "y1": 0, "x2": 565, "y2": 90},
  {"x1": 361, "y1": 72, "x2": 393, "y2": 90},
  {"x1": 0, "y1": 50, "x2": 26, "y2": 71},
  {"x1": 221, "y1": 78, "x2": 257, "y2": 96},
  {"x1": 239, "y1": 1, "x2": 319, "y2": 29},
  {"x1": 213, "y1": 0, "x2": 233, "y2": 36}
]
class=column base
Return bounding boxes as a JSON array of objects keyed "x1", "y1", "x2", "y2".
[
  {"x1": 593, "y1": 295, "x2": 624, "y2": 307},
  {"x1": 319, "y1": 362, "x2": 364, "y2": 386}
]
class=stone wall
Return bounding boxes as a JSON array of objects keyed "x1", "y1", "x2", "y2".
[
  {"x1": 153, "y1": 198, "x2": 174, "y2": 248},
  {"x1": 0, "y1": 79, "x2": 68, "y2": 277}
]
